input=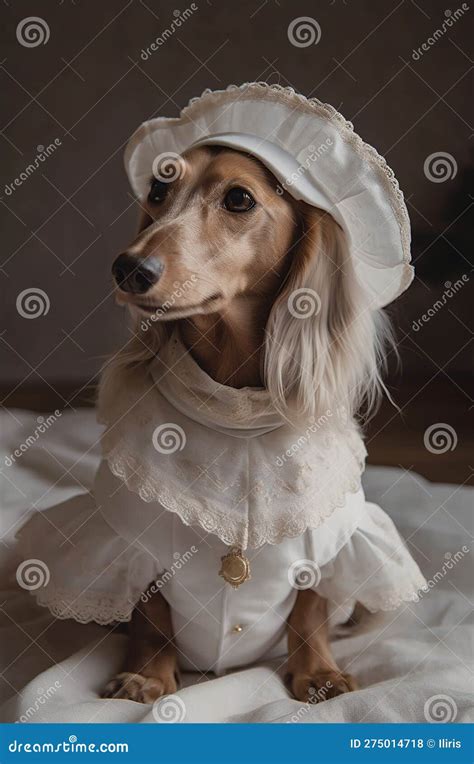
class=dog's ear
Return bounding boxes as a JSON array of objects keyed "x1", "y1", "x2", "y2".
[{"x1": 264, "y1": 205, "x2": 392, "y2": 424}]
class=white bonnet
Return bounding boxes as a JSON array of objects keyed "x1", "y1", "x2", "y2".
[{"x1": 124, "y1": 82, "x2": 413, "y2": 308}]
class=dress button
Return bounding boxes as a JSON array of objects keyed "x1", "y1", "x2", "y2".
[{"x1": 232, "y1": 624, "x2": 243, "y2": 634}]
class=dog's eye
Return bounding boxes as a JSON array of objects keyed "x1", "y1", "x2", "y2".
[
  {"x1": 148, "y1": 179, "x2": 169, "y2": 203},
  {"x1": 223, "y1": 187, "x2": 255, "y2": 213}
]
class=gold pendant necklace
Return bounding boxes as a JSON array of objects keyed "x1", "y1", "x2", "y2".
[{"x1": 219, "y1": 547, "x2": 251, "y2": 589}]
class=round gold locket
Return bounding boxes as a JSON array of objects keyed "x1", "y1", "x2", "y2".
[{"x1": 219, "y1": 547, "x2": 251, "y2": 589}]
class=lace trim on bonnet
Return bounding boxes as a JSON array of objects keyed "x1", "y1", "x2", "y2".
[
  {"x1": 129, "y1": 82, "x2": 413, "y2": 298},
  {"x1": 188, "y1": 84, "x2": 411, "y2": 268}
]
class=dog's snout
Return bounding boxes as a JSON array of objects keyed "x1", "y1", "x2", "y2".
[{"x1": 112, "y1": 253, "x2": 164, "y2": 294}]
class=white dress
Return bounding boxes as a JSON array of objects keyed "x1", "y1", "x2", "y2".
[{"x1": 17, "y1": 332, "x2": 426, "y2": 675}]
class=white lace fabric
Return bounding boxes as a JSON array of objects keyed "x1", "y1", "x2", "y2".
[
  {"x1": 16, "y1": 334, "x2": 427, "y2": 644},
  {"x1": 19, "y1": 492, "x2": 427, "y2": 638},
  {"x1": 99, "y1": 332, "x2": 367, "y2": 550}
]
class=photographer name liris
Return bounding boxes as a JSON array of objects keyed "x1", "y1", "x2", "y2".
[{"x1": 349, "y1": 737, "x2": 462, "y2": 749}]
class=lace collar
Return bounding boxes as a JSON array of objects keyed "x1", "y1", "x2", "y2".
[{"x1": 99, "y1": 333, "x2": 367, "y2": 549}]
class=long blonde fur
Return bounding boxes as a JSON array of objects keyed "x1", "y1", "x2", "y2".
[{"x1": 264, "y1": 209, "x2": 394, "y2": 424}]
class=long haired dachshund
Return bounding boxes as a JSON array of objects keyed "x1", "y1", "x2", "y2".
[{"x1": 101, "y1": 145, "x2": 391, "y2": 704}]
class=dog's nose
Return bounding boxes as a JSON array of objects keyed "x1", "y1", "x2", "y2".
[{"x1": 112, "y1": 253, "x2": 164, "y2": 294}]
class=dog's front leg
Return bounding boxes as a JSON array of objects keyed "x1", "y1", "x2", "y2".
[
  {"x1": 102, "y1": 588, "x2": 179, "y2": 704},
  {"x1": 286, "y1": 589, "x2": 357, "y2": 703}
]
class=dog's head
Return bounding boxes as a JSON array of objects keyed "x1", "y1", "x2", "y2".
[
  {"x1": 109, "y1": 146, "x2": 392, "y2": 422},
  {"x1": 112, "y1": 146, "x2": 298, "y2": 320}
]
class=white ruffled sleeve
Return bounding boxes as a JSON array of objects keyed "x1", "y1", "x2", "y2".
[
  {"x1": 315, "y1": 501, "x2": 427, "y2": 624},
  {"x1": 15, "y1": 466, "x2": 163, "y2": 626}
]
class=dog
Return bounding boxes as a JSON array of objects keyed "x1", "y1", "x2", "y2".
[
  {"x1": 100, "y1": 144, "x2": 391, "y2": 704},
  {"x1": 17, "y1": 85, "x2": 426, "y2": 711}
]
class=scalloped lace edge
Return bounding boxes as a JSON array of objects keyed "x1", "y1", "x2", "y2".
[
  {"x1": 134, "y1": 82, "x2": 412, "y2": 274},
  {"x1": 32, "y1": 580, "x2": 427, "y2": 627},
  {"x1": 102, "y1": 437, "x2": 366, "y2": 549},
  {"x1": 358, "y1": 577, "x2": 429, "y2": 613},
  {"x1": 33, "y1": 588, "x2": 135, "y2": 625}
]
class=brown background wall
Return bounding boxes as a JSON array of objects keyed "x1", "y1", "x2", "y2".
[{"x1": 1, "y1": 0, "x2": 472, "y2": 483}]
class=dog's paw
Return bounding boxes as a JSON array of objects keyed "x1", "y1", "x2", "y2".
[
  {"x1": 101, "y1": 671, "x2": 178, "y2": 703},
  {"x1": 289, "y1": 669, "x2": 358, "y2": 703}
]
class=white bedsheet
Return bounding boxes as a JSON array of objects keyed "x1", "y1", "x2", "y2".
[{"x1": 0, "y1": 409, "x2": 472, "y2": 723}]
